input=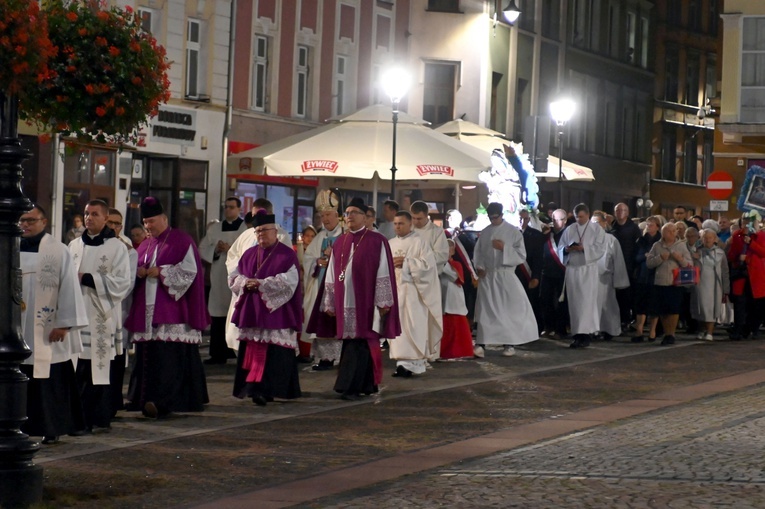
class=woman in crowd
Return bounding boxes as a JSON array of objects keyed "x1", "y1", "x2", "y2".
[
  {"x1": 645, "y1": 222, "x2": 693, "y2": 345},
  {"x1": 728, "y1": 211, "x2": 765, "y2": 340},
  {"x1": 691, "y1": 229, "x2": 729, "y2": 341},
  {"x1": 674, "y1": 220, "x2": 687, "y2": 241},
  {"x1": 632, "y1": 216, "x2": 662, "y2": 343},
  {"x1": 681, "y1": 227, "x2": 701, "y2": 334}
]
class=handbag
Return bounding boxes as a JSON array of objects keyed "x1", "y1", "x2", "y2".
[{"x1": 672, "y1": 266, "x2": 700, "y2": 286}]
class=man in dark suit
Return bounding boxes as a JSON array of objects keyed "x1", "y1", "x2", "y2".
[{"x1": 515, "y1": 209, "x2": 546, "y2": 334}]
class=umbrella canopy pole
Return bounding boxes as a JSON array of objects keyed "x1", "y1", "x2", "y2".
[
  {"x1": 454, "y1": 183, "x2": 460, "y2": 211},
  {"x1": 373, "y1": 174, "x2": 378, "y2": 213}
]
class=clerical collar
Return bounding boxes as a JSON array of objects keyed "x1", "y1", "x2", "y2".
[
  {"x1": 349, "y1": 226, "x2": 367, "y2": 234},
  {"x1": 222, "y1": 217, "x2": 243, "y2": 232},
  {"x1": 20, "y1": 231, "x2": 46, "y2": 253},
  {"x1": 81, "y1": 226, "x2": 116, "y2": 246}
]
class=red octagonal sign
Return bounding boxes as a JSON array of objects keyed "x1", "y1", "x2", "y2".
[{"x1": 706, "y1": 171, "x2": 734, "y2": 200}]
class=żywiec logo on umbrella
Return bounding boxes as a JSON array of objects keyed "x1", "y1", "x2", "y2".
[
  {"x1": 416, "y1": 165, "x2": 455, "y2": 177},
  {"x1": 302, "y1": 160, "x2": 339, "y2": 173}
]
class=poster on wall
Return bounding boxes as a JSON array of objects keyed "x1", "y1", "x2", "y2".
[{"x1": 737, "y1": 165, "x2": 765, "y2": 215}]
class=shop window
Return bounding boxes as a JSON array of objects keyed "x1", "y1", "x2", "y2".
[
  {"x1": 296, "y1": 45, "x2": 310, "y2": 118},
  {"x1": 62, "y1": 147, "x2": 116, "y2": 243},
  {"x1": 664, "y1": 46, "x2": 679, "y2": 102},
  {"x1": 335, "y1": 55, "x2": 347, "y2": 116}
]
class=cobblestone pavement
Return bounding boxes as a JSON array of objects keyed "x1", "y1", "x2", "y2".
[
  {"x1": 31, "y1": 334, "x2": 765, "y2": 508},
  {"x1": 303, "y1": 385, "x2": 765, "y2": 508}
]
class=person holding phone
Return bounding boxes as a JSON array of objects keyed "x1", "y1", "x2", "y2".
[
  {"x1": 559, "y1": 203, "x2": 607, "y2": 349},
  {"x1": 727, "y1": 210, "x2": 765, "y2": 340}
]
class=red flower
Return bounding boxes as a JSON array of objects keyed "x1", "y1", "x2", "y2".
[
  {"x1": 78, "y1": 28, "x2": 87, "y2": 36},
  {"x1": 66, "y1": 11, "x2": 77, "y2": 21},
  {"x1": 95, "y1": 106, "x2": 107, "y2": 117},
  {"x1": 85, "y1": 84, "x2": 95, "y2": 95},
  {"x1": 108, "y1": 46, "x2": 120, "y2": 57},
  {"x1": 115, "y1": 106, "x2": 125, "y2": 116},
  {"x1": 131, "y1": 76, "x2": 142, "y2": 85},
  {"x1": 95, "y1": 36, "x2": 107, "y2": 47}
]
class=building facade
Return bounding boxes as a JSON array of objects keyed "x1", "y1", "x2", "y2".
[
  {"x1": 715, "y1": 0, "x2": 765, "y2": 220},
  {"x1": 650, "y1": 0, "x2": 720, "y2": 219}
]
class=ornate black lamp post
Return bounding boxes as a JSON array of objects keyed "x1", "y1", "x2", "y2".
[
  {"x1": 381, "y1": 67, "x2": 411, "y2": 197},
  {"x1": 0, "y1": 93, "x2": 41, "y2": 507}
]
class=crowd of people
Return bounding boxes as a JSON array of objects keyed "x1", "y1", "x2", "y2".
[{"x1": 19, "y1": 191, "x2": 761, "y2": 445}]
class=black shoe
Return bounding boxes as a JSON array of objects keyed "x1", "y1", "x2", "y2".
[
  {"x1": 392, "y1": 365, "x2": 413, "y2": 378},
  {"x1": 203, "y1": 358, "x2": 227, "y2": 365},
  {"x1": 143, "y1": 401, "x2": 159, "y2": 419},
  {"x1": 631, "y1": 335, "x2": 645, "y2": 343},
  {"x1": 340, "y1": 393, "x2": 361, "y2": 401},
  {"x1": 647, "y1": 336, "x2": 656, "y2": 342},
  {"x1": 68, "y1": 427, "x2": 92, "y2": 437},
  {"x1": 381, "y1": 340, "x2": 390, "y2": 350},
  {"x1": 253, "y1": 394, "x2": 267, "y2": 407},
  {"x1": 296, "y1": 355, "x2": 312, "y2": 364},
  {"x1": 41, "y1": 435, "x2": 59, "y2": 445},
  {"x1": 311, "y1": 359, "x2": 334, "y2": 371},
  {"x1": 602, "y1": 332, "x2": 613, "y2": 341},
  {"x1": 660, "y1": 335, "x2": 675, "y2": 346}
]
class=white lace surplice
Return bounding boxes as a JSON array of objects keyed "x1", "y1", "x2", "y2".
[{"x1": 132, "y1": 244, "x2": 202, "y2": 344}]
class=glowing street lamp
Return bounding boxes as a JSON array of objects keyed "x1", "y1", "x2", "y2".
[
  {"x1": 550, "y1": 97, "x2": 576, "y2": 206},
  {"x1": 381, "y1": 67, "x2": 411, "y2": 196}
]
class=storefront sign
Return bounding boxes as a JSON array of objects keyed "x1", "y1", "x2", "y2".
[{"x1": 150, "y1": 107, "x2": 197, "y2": 147}]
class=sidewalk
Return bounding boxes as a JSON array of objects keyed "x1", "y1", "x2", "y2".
[{"x1": 35, "y1": 335, "x2": 765, "y2": 508}]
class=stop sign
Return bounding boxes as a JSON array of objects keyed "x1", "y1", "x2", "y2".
[{"x1": 706, "y1": 171, "x2": 734, "y2": 200}]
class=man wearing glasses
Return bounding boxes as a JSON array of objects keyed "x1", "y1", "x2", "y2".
[
  {"x1": 199, "y1": 197, "x2": 246, "y2": 365},
  {"x1": 106, "y1": 207, "x2": 138, "y2": 419},
  {"x1": 68, "y1": 200, "x2": 132, "y2": 432},
  {"x1": 473, "y1": 202, "x2": 539, "y2": 358},
  {"x1": 19, "y1": 205, "x2": 89, "y2": 444},
  {"x1": 308, "y1": 197, "x2": 401, "y2": 400},
  {"x1": 125, "y1": 197, "x2": 210, "y2": 418},
  {"x1": 228, "y1": 212, "x2": 303, "y2": 406}
]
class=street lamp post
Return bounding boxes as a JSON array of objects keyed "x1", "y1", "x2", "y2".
[
  {"x1": 550, "y1": 98, "x2": 575, "y2": 208},
  {"x1": 0, "y1": 93, "x2": 42, "y2": 508},
  {"x1": 381, "y1": 68, "x2": 411, "y2": 197}
]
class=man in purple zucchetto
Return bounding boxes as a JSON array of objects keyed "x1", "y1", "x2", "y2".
[
  {"x1": 228, "y1": 211, "x2": 302, "y2": 406},
  {"x1": 125, "y1": 196, "x2": 210, "y2": 418}
]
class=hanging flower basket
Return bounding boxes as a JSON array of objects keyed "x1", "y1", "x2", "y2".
[
  {"x1": 19, "y1": 0, "x2": 171, "y2": 145},
  {"x1": 0, "y1": 0, "x2": 54, "y2": 97}
]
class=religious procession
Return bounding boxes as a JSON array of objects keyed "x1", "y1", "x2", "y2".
[{"x1": 18, "y1": 142, "x2": 762, "y2": 450}]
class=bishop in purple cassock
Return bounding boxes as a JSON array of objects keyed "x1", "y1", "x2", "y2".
[
  {"x1": 229, "y1": 211, "x2": 302, "y2": 406},
  {"x1": 308, "y1": 197, "x2": 401, "y2": 400},
  {"x1": 125, "y1": 197, "x2": 210, "y2": 418}
]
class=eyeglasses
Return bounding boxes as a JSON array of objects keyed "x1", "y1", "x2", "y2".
[
  {"x1": 18, "y1": 218, "x2": 41, "y2": 225},
  {"x1": 343, "y1": 210, "x2": 364, "y2": 217},
  {"x1": 254, "y1": 227, "x2": 276, "y2": 235},
  {"x1": 107, "y1": 220, "x2": 122, "y2": 227}
]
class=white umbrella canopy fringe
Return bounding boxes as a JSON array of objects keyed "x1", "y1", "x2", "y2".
[{"x1": 226, "y1": 105, "x2": 492, "y2": 183}]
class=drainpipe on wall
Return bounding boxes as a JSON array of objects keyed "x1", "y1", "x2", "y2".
[{"x1": 221, "y1": 0, "x2": 237, "y2": 214}]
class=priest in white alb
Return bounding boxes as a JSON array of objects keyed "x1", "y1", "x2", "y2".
[
  {"x1": 560, "y1": 203, "x2": 607, "y2": 348},
  {"x1": 68, "y1": 200, "x2": 132, "y2": 431},
  {"x1": 473, "y1": 202, "x2": 539, "y2": 358},
  {"x1": 20, "y1": 205, "x2": 89, "y2": 444},
  {"x1": 199, "y1": 196, "x2": 246, "y2": 364},
  {"x1": 388, "y1": 211, "x2": 443, "y2": 377},
  {"x1": 592, "y1": 211, "x2": 630, "y2": 339}
]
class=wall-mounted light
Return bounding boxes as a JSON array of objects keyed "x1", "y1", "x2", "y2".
[{"x1": 503, "y1": 0, "x2": 521, "y2": 24}]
